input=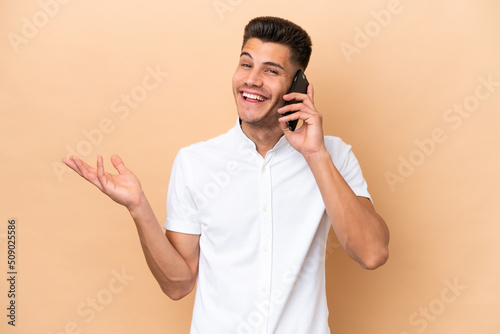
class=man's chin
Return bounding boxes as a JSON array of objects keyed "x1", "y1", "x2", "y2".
[{"x1": 239, "y1": 112, "x2": 281, "y2": 130}]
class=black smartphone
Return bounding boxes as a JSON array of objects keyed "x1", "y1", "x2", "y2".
[{"x1": 282, "y1": 69, "x2": 309, "y2": 131}]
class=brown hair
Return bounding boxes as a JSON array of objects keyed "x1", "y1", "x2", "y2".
[{"x1": 242, "y1": 16, "x2": 312, "y2": 70}]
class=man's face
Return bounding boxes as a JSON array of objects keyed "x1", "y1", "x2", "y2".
[{"x1": 232, "y1": 38, "x2": 297, "y2": 129}]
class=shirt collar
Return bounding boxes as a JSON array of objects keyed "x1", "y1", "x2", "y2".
[
  {"x1": 235, "y1": 118, "x2": 256, "y2": 150},
  {"x1": 235, "y1": 118, "x2": 289, "y2": 152}
]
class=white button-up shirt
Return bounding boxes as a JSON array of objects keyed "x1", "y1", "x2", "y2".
[{"x1": 165, "y1": 120, "x2": 371, "y2": 334}]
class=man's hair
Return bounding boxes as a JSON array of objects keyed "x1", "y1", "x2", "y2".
[{"x1": 242, "y1": 16, "x2": 312, "y2": 70}]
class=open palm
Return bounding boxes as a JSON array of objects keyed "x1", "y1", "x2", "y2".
[{"x1": 62, "y1": 154, "x2": 143, "y2": 210}]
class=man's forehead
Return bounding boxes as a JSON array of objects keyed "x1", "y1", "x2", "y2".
[{"x1": 241, "y1": 38, "x2": 292, "y2": 68}]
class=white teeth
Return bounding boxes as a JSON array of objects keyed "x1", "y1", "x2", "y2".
[{"x1": 243, "y1": 92, "x2": 266, "y2": 101}]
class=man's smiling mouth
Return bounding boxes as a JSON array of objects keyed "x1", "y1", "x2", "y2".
[{"x1": 242, "y1": 92, "x2": 268, "y2": 102}]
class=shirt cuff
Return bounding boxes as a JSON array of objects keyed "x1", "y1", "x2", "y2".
[{"x1": 164, "y1": 218, "x2": 202, "y2": 235}]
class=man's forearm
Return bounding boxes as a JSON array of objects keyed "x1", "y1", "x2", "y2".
[
  {"x1": 128, "y1": 192, "x2": 197, "y2": 299},
  {"x1": 304, "y1": 149, "x2": 389, "y2": 269}
]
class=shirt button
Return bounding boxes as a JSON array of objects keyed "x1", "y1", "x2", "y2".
[
  {"x1": 262, "y1": 166, "x2": 267, "y2": 173},
  {"x1": 263, "y1": 205, "x2": 268, "y2": 212}
]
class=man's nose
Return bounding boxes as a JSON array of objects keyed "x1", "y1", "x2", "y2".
[{"x1": 245, "y1": 69, "x2": 263, "y2": 87}]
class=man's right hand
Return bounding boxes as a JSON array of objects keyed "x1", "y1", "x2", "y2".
[
  {"x1": 63, "y1": 154, "x2": 199, "y2": 300},
  {"x1": 62, "y1": 154, "x2": 143, "y2": 211}
]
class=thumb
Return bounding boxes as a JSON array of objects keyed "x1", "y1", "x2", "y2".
[
  {"x1": 111, "y1": 154, "x2": 128, "y2": 174},
  {"x1": 279, "y1": 118, "x2": 292, "y2": 134},
  {"x1": 307, "y1": 83, "x2": 314, "y2": 101}
]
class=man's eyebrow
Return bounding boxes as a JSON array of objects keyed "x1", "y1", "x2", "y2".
[{"x1": 240, "y1": 51, "x2": 285, "y2": 71}]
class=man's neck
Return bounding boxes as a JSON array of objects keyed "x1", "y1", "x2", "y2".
[{"x1": 241, "y1": 121, "x2": 283, "y2": 157}]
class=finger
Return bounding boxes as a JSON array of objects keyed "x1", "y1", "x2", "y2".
[
  {"x1": 71, "y1": 156, "x2": 93, "y2": 179},
  {"x1": 298, "y1": 84, "x2": 315, "y2": 110},
  {"x1": 278, "y1": 116, "x2": 294, "y2": 134},
  {"x1": 307, "y1": 83, "x2": 314, "y2": 101},
  {"x1": 279, "y1": 110, "x2": 302, "y2": 123},
  {"x1": 278, "y1": 102, "x2": 311, "y2": 116},
  {"x1": 282, "y1": 92, "x2": 307, "y2": 102},
  {"x1": 71, "y1": 155, "x2": 95, "y2": 170},
  {"x1": 278, "y1": 111, "x2": 307, "y2": 132},
  {"x1": 282, "y1": 108, "x2": 322, "y2": 129},
  {"x1": 62, "y1": 157, "x2": 83, "y2": 177},
  {"x1": 281, "y1": 94, "x2": 315, "y2": 112},
  {"x1": 111, "y1": 154, "x2": 128, "y2": 175},
  {"x1": 96, "y1": 154, "x2": 108, "y2": 188},
  {"x1": 72, "y1": 156, "x2": 104, "y2": 191}
]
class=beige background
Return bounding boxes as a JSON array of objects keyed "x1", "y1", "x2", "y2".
[{"x1": 1, "y1": 0, "x2": 499, "y2": 333}]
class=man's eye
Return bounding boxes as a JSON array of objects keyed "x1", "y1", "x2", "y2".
[
  {"x1": 267, "y1": 69, "x2": 278, "y2": 74},
  {"x1": 242, "y1": 64, "x2": 252, "y2": 68}
]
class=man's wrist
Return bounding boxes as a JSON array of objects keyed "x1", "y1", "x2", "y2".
[
  {"x1": 303, "y1": 146, "x2": 330, "y2": 165},
  {"x1": 127, "y1": 191, "x2": 148, "y2": 218}
]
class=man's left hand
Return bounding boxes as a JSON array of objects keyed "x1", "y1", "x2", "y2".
[{"x1": 277, "y1": 83, "x2": 326, "y2": 158}]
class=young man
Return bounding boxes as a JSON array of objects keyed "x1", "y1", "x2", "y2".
[{"x1": 63, "y1": 16, "x2": 389, "y2": 334}]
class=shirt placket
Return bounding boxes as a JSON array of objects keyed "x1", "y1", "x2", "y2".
[{"x1": 257, "y1": 152, "x2": 274, "y2": 334}]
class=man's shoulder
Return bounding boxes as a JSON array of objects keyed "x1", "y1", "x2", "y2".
[
  {"x1": 323, "y1": 135, "x2": 352, "y2": 151},
  {"x1": 176, "y1": 126, "x2": 237, "y2": 159},
  {"x1": 323, "y1": 135, "x2": 357, "y2": 169}
]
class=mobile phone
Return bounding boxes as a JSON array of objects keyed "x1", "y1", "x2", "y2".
[{"x1": 282, "y1": 69, "x2": 309, "y2": 131}]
